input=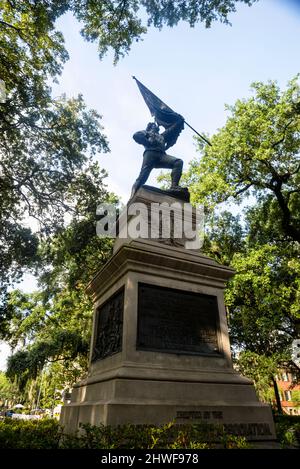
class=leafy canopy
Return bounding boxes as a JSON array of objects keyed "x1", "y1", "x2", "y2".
[
  {"x1": 1, "y1": 1, "x2": 258, "y2": 64},
  {"x1": 190, "y1": 78, "x2": 300, "y2": 396},
  {"x1": 187, "y1": 77, "x2": 300, "y2": 242},
  {"x1": 203, "y1": 212, "x2": 299, "y2": 355},
  {"x1": 0, "y1": 1, "x2": 110, "y2": 296},
  {"x1": 72, "y1": 0, "x2": 258, "y2": 63}
]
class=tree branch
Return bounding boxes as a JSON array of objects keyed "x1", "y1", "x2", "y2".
[
  {"x1": 272, "y1": 119, "x2": 294, "y2": 148},
  {"x1": 0, "y1": 19, "x2": 23, "y2": 34},
  {"x1": 272, "y1": 184, "x2": 300, "y2": 241},
  {"x1": 233, "y1": 183, "x2": 252, "y2": 197}
]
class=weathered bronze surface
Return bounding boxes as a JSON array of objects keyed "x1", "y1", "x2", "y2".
[
  {"x1": 137, "y1": 283, "x2": 221, "y2": 355},
  {"x1": 131, "y1": 120, "x2": 185, "y2": 198},
  {"x1": 92, "y1": 288, "x2": 124, "y2": 362}
]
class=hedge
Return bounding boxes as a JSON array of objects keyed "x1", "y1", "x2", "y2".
[
  {"x1": 1, "y1": 416, "x2": 299, "y2": 449},
  {"x1": 0, "y1": 419, "x2": 249, "y2": 449}
]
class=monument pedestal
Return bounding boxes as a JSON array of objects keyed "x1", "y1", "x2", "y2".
[{"x1": 60, "y1": 187, "x2": 276, "y2": 442}]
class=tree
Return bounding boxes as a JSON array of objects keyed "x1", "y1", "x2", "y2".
[
  {"x1": 200, "y1": 210, "x2": 245, "y2": 266},
  {"x1": 1, "y1": 1, "x2": 111, "y2": 301},
  {"x1": 4, "y1": 185, "x2": 117, "y2": 393},
  {"x1": 1, "y1": 1, "x2": 118, "y2": 389},
  {"x1": 71, "y1": 0, "x2": 258, "y2": 63},
  {"x1": 1, "y1": 1, "x2": 258, "y2": 66},
  {"x1": 201, "y1": 210, "x2": 300, "y2": 411},
  {"x1": 187, "y1": 75, "x2": 300, "y2": 340},
  {"x1": 202, "y1": 211, "x2": 299, "y2": 352},
  {"x1": 0, "y1": 370, "x2": 20, "y2": 407},
  {"x1": 226, "y1": 243, "x2": 299, "y2": 354},
  {"x1": 235, "y1": 352, "x2": 284, "y2": 411},
  {"x1": 187, "y1": 77, "x2": 300, "y2": 242},
  {"x1": 187, "y1": 77, "x2": 300, "y2": 407}
]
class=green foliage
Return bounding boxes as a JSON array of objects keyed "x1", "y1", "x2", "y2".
[
  {"x1": 274, "y1": 414, "x2": 300, "y2": 448},
  {"x1": 291, "y1": 390, "x2": 300, "y2": 404},
  {"x1": 226, "y1": 244, "x2": 299, "y2": 354},
  {"x1": 72, "y1": 0, "x2": 257, "y2": 63},
  {"x1": 0, "y1": 418, "x2": 61, "y2": 449},
  {"x1": 1, "y1": 1, "x2": 119, "y2": 392},
  {"x1": 201, "y1": 210, "x2": 245, "y2": 266},
  {"x1": 0, "y1": 419, "x2": 251, "y2": 449},
  {"x1": 0, "y1": 1, "x2": 111, "y2": 300},
  {"x1": 0, "y1": 371, "x2": 20, "y2": 404},
  {"x1": 68, "y1": 421, "x2": 250, "y2": 449},
  {"x1": 187, "y1": 77, "x2": 300, "y2": 242},
  {"x1": 3, "y1": 203, "x2": 115, "y2": 395},
  {"x1": 142, "y1": 0, "x2": 257, "y2": 29},
  {"x1": 4, "y1": 286, "x2": 91, "y2": 393},
  {"x1": 186, "y1": 77, "x2": 300, "y2": 400},
  {"x1": 202, "y1": 213, "x2": 299, "y2": 404},
  {"x1": 201, "y1": 210, "x2": 299, "y2": 356},
  {"x1": 72, "y1": 0, "x2": 146, "y2": 64},
  {"x1": 6, "y1": 330, "x2": 89, "y2": 388},
  {"x1": 3, "y1": 210, "x2": 115, "y2": 395},
  {"x1": 235, "y1": 351, "x2": 281, "y2": 402},
  {"x1": 0, "y1": 0, "x2": 258, "y2": 72}
]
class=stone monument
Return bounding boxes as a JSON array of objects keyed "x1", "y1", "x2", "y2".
[
  {"x1": 60, "y1": 83, "x2": 276, "y2": 443},
  {"x1": 60, "y1": 186, "x2": 276, "y2": 443}
]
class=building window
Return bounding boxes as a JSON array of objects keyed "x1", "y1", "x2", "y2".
[
  {"x1": 284, "y1": 390, "x2": 292, "y2": 401},
  {"x1": 282, "y1": 372, "x2": 289, "y2": 382}
]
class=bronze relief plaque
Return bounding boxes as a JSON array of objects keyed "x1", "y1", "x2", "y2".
[
  {"x1": 92, "y1": 287, "x2": 124, "y2": 362},
  {"x1": 137, "y1": 283, "x2": 221, "y2": 355}
]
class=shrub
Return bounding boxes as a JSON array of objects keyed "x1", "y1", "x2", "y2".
[
  {"x1": 274, "y1": 414, "x2": 300, "y2": 448},
  {"x1": 60, "y1": 421, "x2": 250, "y2": 449},
  {"x1": 0, "y1": 417, "x2": 61, "y2": 449},
  {"x1": 0, "y1": 418, "x2": 252, "y2": 449}
]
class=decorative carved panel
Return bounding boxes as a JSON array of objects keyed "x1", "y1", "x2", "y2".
[{"x1": 92, "y1": 288, "x2": 124, "y2": 362}]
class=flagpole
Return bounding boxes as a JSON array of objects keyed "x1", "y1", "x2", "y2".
[{"x1": 184, "y1": 121, "x2": 212, "y2": 147}]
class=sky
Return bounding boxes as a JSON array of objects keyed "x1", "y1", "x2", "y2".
[{"x1": 1, "y1": 0, "x2": 300, "y2": 370}]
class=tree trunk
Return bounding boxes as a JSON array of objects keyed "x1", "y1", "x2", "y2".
[{"x1": 272, "y1": 376, "x2": 283, "y2": 414}]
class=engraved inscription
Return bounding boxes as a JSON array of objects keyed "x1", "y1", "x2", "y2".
[
  {"x1": 177, "y1": 411, "x2": 223, "y2": 420},
  {"x1": 175, "y1": 411, "x2": 272, "y2": 436},
  {"x1": 223, "y1": 423, "x2": 272, "y2": 437},
  {"x1": 92, "y1": 288, "x2": 124, "y2": 362},
  {"x1": 137, "y1": 283, "x2": 221, "y2": 355}
]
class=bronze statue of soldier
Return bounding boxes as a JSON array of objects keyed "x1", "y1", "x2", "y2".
[{"x1": 131, "y1": 117, "x2": 185, "y2": 198}]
